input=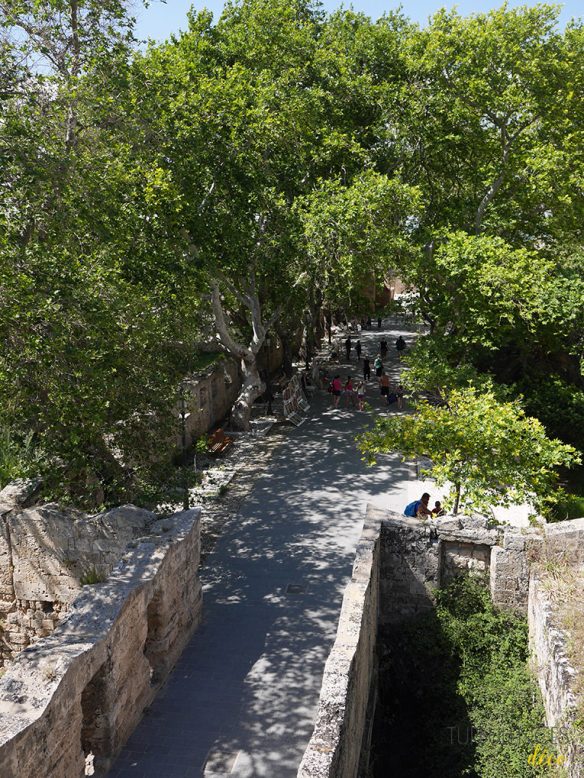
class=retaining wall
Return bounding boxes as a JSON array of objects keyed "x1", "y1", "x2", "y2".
[
  {"x1": 528, "y1": 519, "x2": 584, "y2": 777},
  {"x1": 0, "y1": 508, "x2": 202, "y2": 778},
  {"x1": 297, "y1": 521, "x2": 380, "y2": 778},
  {"x1": 300, "y1": 508, "x2": 584, "y2": 778}
]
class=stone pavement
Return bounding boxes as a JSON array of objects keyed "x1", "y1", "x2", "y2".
[{"x1": 110, "y1": 321, "x2": 424, "y2": 778}]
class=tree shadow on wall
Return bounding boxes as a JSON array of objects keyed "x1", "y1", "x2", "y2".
[{"x1": 371, "y1": 610, "x2": 477, "y2": 778}]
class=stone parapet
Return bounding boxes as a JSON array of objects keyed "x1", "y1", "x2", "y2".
[
  {"x1": 299, "y1": 508, "x2": 584, "y2": 778},
  {"x1": 0, "y1": 508, "x2": 202, "y2": 778},
  {"x1": 0, "y1": 503, "x2": 160, "y2": 664},
  {"x1": 529, "y1": 575, "x2": 583, "y2": 777},
  {"x1": 298, "y1": 513, "x2": 380, "y2": 778}
]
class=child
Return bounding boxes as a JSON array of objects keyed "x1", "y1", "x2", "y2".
[
  {"x1": 343, "y1": 376, "x2": 356, "y2": 408},
  {"x1": 356, "y1": 380, "x2": 366, "y2": 410},
  {"x1": 432, "y1": 500, "x2": 446, "y2": 517}
]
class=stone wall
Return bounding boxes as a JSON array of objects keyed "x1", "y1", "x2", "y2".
[
  {"x1": 178, "y1": 340, "x2": 284, "y2": 446},
  {"x1": 300, "y1": 507, "x2": 584, "y2": 778},
  {"x1": 298, "y1": 519, "x2": 380, "y2": 778},
  {"x1": 378, "y1": 512, "x2": 440, "y2": 624},
  {"x1": 528, "y1": 518, "x2": 584, "y2": 777},
  {"x1": 0, "y1": 507, "x2": 202, "y2": 778},
  {"x1": 0, "y1": 493, "x2": 163, "y2": 666},
  {"x1": 179, "y1": 358, "x2": 240, "y2": 444}
]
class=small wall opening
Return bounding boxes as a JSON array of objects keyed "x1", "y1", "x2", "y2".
[
  {"x1": 143, "y1": 592, "x2": 165, "y2": 686},
  {"x1": 81, "y1": 660, "x2": 112, "y2": 775}
]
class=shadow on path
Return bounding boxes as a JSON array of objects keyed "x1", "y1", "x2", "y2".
[{"x1": 110, "y1": 321, "x2": 419, "y2": 778}]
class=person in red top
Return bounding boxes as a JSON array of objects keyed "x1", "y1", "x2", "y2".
[{"x1": 331, "y1": 375, "x2": 342, "y2": 407}]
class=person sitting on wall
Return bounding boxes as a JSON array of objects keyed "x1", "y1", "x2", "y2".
[
  {"x1": 405, "y1": 493, "x2": 432, "y2": 519},
  {"x1": 416, "y1": 493, "x2": 433, "y2": 518}
]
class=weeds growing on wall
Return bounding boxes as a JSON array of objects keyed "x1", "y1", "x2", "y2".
[{"x1": 372, "y1": 576, "x2": 562, "y2": 777}]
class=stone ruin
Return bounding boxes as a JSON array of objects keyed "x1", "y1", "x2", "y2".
[
  {"x1": 0, "y1": 479, "x2": 202, "y2": 777},
  {"x1": 0, "y1": 480, "x2": 182, "y2": 667},
  {"x1": 299, "y1": 508, "x2": 584, "y2": 778}
]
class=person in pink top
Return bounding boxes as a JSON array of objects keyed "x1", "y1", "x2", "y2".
[
  {"x1": 331, "y1": 375, "x2": 342, "y2": 407},
  {"x1": 343, "y1": 376, "x2": 356, "y2": 408}
]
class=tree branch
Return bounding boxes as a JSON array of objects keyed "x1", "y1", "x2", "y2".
[{"x1": 210, "y1": 282, "x2": 253, "y2": 361}]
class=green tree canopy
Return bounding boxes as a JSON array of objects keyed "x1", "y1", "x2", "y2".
[{"x1": 358, "y1": 387, "x2": 580, "y2": 515}]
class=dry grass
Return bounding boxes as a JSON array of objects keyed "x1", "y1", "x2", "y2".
[{"x1": 538, "y1": 560, "x2": 584, "y2": 727}]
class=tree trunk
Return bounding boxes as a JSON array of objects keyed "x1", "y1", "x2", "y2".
[
  {"x1": 453, "y1": 482, "x2": 461, "y2": 515},
  {"x1": 326, "y1": 309, "x2": 332, "y2": 344},
  {"x1": 231, "y1": 358, "x2": 265, "y2": 431},
  {"x1": 275, "y1": 323, "x2": 294, "y2": 377},
  {"x1": 210, "y1": 279, "x2": 279, "y2": 431}
]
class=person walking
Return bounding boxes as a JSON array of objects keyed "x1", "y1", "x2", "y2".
[
  {"x1": 363, "y1": 356, "x2": 371, "y2": 381},
  {"x1": 356, "y1": 380, "x2": 366, "y2": 410},
  {"x1": 374, "y1": 355, "x2": 383, "y2": 377},
  {"x1": 355, "y1": 339, "x2": 362, "y2": 360},
  {"x1": 345, "y1": 336, "x2": 352, "y2": 361},
  {"x1": 331, "y1": 375, "x2": 342, "y2": 408},
  {"x1": 396, "y1": 382, "x2": 405, "y2": 410},
  {"x1": 343, "y1": 375, "x2": 356, "y2": 408},
  {"x1": 396, "y1": 335, "x2": 406, "y2": 354},
  {"x1": 379, "y1": 372, "x2": 391, "y2": 403}
]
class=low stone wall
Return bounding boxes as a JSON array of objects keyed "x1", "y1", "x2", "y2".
[
  {"x1": 528, "y1": 518, "x2": 584, "y2": 777},
  {"x1": 298, "y1": 520, "x2": 380, "y2": 778},
  {"x1": 0, "y1": 507, "x2": 202, "y2": 778},
  {"x1": 0, "y1": 496, "x2": 164, "y2": 666}
]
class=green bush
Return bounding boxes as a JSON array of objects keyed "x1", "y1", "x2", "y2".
[
  {"x1": 435, "y1": 577, "x2": 559, "y2": 777},
  {"x1": 549, "y1": 491, "x2": 584, "y2": 522},
  {"x1": 373, "y1": 577, "x2": 562, "y2": 777},
  {"x1": 0, "y1": 425, "x2": 41, "y2": 489}
]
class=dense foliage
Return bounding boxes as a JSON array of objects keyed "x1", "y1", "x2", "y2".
[
  {"x1": 359, "y1": 387, "x2": 580, "y2": 515},
  {"x1": 1, "y1": 0, "x2": 582, "y2": 504},
  {"x1": 372, "y1": 576, "x2": 560, "y2": 777}
]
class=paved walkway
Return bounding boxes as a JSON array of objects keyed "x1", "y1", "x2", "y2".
[{"x1": 110, "y1": 322, "x2": 422, "y2": 778}]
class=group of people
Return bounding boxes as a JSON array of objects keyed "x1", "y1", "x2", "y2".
[
  {"x1": 344, "y1": 335, "x2": 407, "y2": 363},
  {"x1": 405, "y1": 493, "x2": 446, "y2": 519},
  {"x1": 329, "y1": 330, "x2": 408, "y2": 412},
  {"x1": 329, "y1": 366, "x2": 404, "y2": 411},
  {"x1": 329, "y1": 374, "x2": 367, "y2": 410}
]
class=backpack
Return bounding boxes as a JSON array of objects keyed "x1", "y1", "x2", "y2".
[{"x1": 404, "y1": 500, "x2": 420, "y2": 517}]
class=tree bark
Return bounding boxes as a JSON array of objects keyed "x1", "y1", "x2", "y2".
[
  {"x1": 231, "y1": 357, "x2": 264, "y2": 430},
  {"x1": 453, "y1": 482, "x2": 461, "y2": 515},
  {"x1": 210, "y1": 279, "x2": 280, "y2": 431},
  {"x1": 275, "y1": 323, "x2": 294, "y2": 377}
]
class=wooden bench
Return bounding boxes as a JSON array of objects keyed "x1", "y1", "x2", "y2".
[{"x1": 208, "y1": 428, "x2": 234, "y2": 456}]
